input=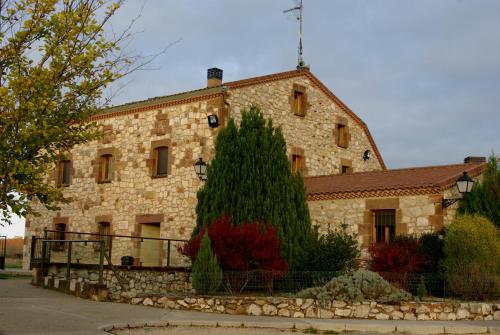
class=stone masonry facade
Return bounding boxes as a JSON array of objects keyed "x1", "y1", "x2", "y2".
[{"x1": 23, "y1": 69, "x2": 385, "y2": 269}]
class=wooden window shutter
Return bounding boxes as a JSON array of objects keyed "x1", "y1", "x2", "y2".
[{"x1": 344, "y1": 125, "x2": 350, "y2": 148}]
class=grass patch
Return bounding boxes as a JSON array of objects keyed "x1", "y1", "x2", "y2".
[{"x1": 303, "y1": 327, "x2": 319, "y2": 334}]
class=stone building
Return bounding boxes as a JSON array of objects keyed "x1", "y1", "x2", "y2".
[{"x1": 23, "y1": 68, "x2": 485, "y2": 268}]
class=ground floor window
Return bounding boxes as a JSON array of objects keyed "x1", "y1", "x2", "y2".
[{"x1": 373, "y1": 209, "x2": 396, "y2": 243}]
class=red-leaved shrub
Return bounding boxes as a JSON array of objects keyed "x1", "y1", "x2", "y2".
[
  {"x1": 369, "y1": 236, "x2": 426, "y2": 288},
  {"x1": 181, "y1": 215, "x2": 288, "y2": 293}
]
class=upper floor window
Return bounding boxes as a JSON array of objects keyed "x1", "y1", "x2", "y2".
[
  {"x1": 155, "y1": 146, "x2": 169, "y2": 177},
  {"x1": 99, "y1": 154, "x2": 112, "y2": 183},
  {"x1": 292, "y1": 84, "x2": 307, "y2": 117},
  {"x1": 336, "y1": 123, "x2": 349, "y2": 148},
  {"x1": 373, "y1": 209, "x2": 396, "y2": 243},
  {"x1": 292, "y1": 154, "x2": 304, "y2": 174},
  {"x1": 57, "y1": 160, "x2": 71, "y2": 186}
]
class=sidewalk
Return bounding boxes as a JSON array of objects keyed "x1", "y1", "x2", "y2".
[{"x1": 1, "y1": 279, "x2": 498, "y2": 335}]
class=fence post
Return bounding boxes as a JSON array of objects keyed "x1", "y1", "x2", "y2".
[
  {"x1": 30, "y1": 236, "x2": 36, "y2": 270},
  {"x1": 167, "y1": 240, "x2": 171, "y2": 268},
  {"x1": 98, "y1": 240, "x2": 104, "y2": 287},
  {"x1": 66, "y1": 241, "x2": 72, "y2": 292},
  {"x1": 41, "y1": 240, "x2": 47, "y2": 278}
]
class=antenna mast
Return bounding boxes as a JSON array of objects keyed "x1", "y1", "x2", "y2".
[{"x1": 283, "y1": 0, "x2": 305, "y2": 69}]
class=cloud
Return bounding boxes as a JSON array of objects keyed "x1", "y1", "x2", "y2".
[{"x1": 106, "y1": 0, "x2": 500, "y2": 168}]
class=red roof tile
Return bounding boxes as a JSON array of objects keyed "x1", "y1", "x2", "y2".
[{"x1": 304, "y1": 162, "x2": 486, "y2": 197}]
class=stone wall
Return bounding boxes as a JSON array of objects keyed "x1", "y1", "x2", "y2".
[
  {"x1": 115, "y1": 295, "x2": 500, "y2": 321},
  {"x1": 308, "y1": 191, "x2": 459, "y2": 257},
  {"x1": 46, "y1": 265, "x2": 192, "y2": 297},
  {"x1": 23, "y1": 71, "x2": 383, "y2": 269}
]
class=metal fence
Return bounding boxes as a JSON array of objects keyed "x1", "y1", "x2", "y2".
[
  {"x1": 0, "y1": 236, "x2": 6, "y2": 270},
  {"x1": 31, "y1": 229, "x2": 189, "y2": 269},
  {"x1": 187, "y1": 270, "x2": 500, "y2": 301}
]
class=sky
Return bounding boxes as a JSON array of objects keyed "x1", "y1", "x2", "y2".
[{"x1": 1, "y1": 0, "x2": 499, "y2": 237}]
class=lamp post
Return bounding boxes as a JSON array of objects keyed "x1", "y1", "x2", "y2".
[
  {"x1": 442, "y1": 171, "x2": 474, "y2": 208},
  {"x1": 194, "y1": 158, "x2": 207, "y2": 181}
]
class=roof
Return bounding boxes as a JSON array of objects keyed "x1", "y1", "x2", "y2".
[
  {"x1": 91, "y1": 68, "x2": 385, "y2": 168},
  {"x1": 304, "y1": 162, "x2": 486, "y2": 201}
]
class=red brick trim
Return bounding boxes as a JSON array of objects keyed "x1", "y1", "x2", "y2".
[
  {"x1": 307, "y1": 186, "x2": 442, "y2": 201},
  {"x1": 89, "y1": 93, "x2": 224, "y2": 121}
]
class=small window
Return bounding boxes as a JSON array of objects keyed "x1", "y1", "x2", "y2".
[
  {"x1": 341, "y1": 165, "x2": 353, "y2": 174},
  {"x1": 97, "y1": 222, "x2": 111, "y2": 252},
  {"x1": 294, "y1": 90, "x2": 306, "y2": 116},
  {"x1": 155, "y1": 146, "x2": 168, "y2": 177},
  {"x1": 337, "y1": 124, "x2": 348, "y2": 148},
  {"x1": 373, "y1": 210, "x2": 396, "y2": 243},
  {"x1": 99, "y1": 154, "x2": 112, "y2": 182},
  {"x1": 292, "y1": 154, "x2": 304, "y2": 174},
  {"x1": 57, "y1": 160, "x2": 71, "y2": 186},
  {"x1": 53, "y1": 223, "x2": 66, "y2": 251}
]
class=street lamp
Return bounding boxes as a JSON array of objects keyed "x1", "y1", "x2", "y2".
[
  {"x1": 442, "y1": 171, "x2": 474, "y2": 208},
  {"x1": 194, "y1": 158, "x2": 207, "y2": 181}
]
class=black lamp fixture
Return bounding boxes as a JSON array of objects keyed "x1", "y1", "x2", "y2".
[
  {"x1": 363, "y1": 150, "x2": 371, "y2": 161},
  {"x1": 442, "y1": 171, "x2": 474, "y2": 208},
  {"x1": 207, "y1": 114, "x2": 219, "y2": 128},
  {"x1": 194, "y1": 158, "x2": 207, "y2": 181}
]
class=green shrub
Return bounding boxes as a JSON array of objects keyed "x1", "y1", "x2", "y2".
[
  {"x1": 191, "y1": 231, "x2": 223, "y2": 294},
  {"x1": 304, "y1": 225, "x2": 360, "y2": 272},
  {"x1": 458, "y1": 155, "x2": 500, "y2": 227},
  {"x1": 416, "y1": 276, "x2": 428, "y2": 299},
  {"x1": 296, "y1": 269, "x2": 412, "y2": 303},
  {"x1": 443, "y1": 214, "x2": 500, "y2": 299}
]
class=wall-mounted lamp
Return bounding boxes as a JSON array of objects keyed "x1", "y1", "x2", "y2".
[
  {"x1": 207, "y1": 115, "x2": 219, "y2": 128},
  {"x1": 442, "y1": 171, "x2": 474, "y2": 208},
  {"x1": 363, "y1": 150, "x2": 371, "y2": 161},
  {"x1": 194, "y1": 158, "x2": 207, "y2": 181}
]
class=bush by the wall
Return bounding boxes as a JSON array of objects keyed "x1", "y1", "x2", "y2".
[
  {"x1": 191, "y1": 231, "x2": 223, "y2": 294},
  {"x1": 181, "y1": 215, "x2": 288, "y2": 293},
  {"x1": 443, "y1": 214, "x2": 500, "y2": 299},
  {"x1": 297, "y1": 269, "x2": 412, "y2": 304},
  {"x1": 458, "y1": 155, "x2": 500, "y2": 228}
]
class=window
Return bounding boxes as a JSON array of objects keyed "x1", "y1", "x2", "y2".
[
  {"x1": 99, "y1": 154, "x2": 112, "y2": 182},
  {"x1": 154, "y1": 146, "x2": 168, "y2": 177},
  {"x1": 97, "y1": 222, "x2": 111, "y2": 252},
  {"x1": 292, "y1": 154, "x2": 304, "y2": 174},
  {"x1": 57, "y1": 160, "x2": 71, "y2": 186},
  {"x1": 53, "y1": 223, "x2": 66, "y2": 251},
  {"x1": 292, "y1": 84, "x2": 306, "y2": 117},
  {"x1": 337, "y1": 123, "x2": 348, "y2": 148},
  {"x1": 341, "y1": 165, "x2": 353, "y2": 174},
  {"x1": 373, "y1": 210, "x2": 396, "y2": 243}
]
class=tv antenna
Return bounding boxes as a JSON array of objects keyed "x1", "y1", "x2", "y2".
[{"x1": 283, "y1": 0, "x2": 305, "y2": 69}]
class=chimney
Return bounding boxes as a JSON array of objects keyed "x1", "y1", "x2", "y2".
[
  {"x1": 207, "y1": 68, "x2": 223, "y2": 88},
  {"x1": 464, "y1": 156, "x2": 486, "y2": 164}
]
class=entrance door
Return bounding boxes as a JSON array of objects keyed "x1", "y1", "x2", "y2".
[{"x1": 139, "y1": 223, "x2": 161, "y2": 266}]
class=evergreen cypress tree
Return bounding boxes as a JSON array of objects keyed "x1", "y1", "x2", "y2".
[
  {"x1": 191, "y1": 231, "x2": 223, "y2": 294},
  {"x1": 458, "y1": 155, "x2": 500, "y2": 227},
  {"x1": 195, "y1": 106, "x2": 313, "y2": 270}
]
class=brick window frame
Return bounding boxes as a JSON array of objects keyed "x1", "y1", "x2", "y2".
[
  {"x1": 52, "y1": 217, "x2": 68, "y2": 251},
  {"x1": 95, "y1": 215, "x2": 112, "y2": 255},
  {"x1": 133, "y1": 214, "x2": 165, "y2": 267},
  {"x1": 148, "y1": 139, "x2": 173, "y2": 178},
  {"x1": 290, "y1": 146, "x2": 307, "y2": 175},
  {"x1": 334, "y1": 116, "x2": 350, "y2": 149},
  {"x1": 290, "y1": 83, "x2": 308, "y2": 117},
  {"x1": 93, "y1": 148, "x2": 117, "y2": 183},
  {"x1": 340, "y1": 158, "x2": 353, "y2": 174},
  {"x1": 359, "y1": 198, "x2": 405, "y2": 247}
]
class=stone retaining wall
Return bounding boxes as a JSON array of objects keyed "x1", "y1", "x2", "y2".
[
  {"x1": 46, "y1": 265, "x2": 192, "y2": 297},
  {"x1": 114, "y1": 295, "x2": 500, "y2": 321}
]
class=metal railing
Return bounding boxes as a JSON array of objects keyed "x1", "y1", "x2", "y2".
[
  {"x1": 31, "y1": 229, "x2": 189, "y2": 269},
  {"x1": 0, "y1": 236, "x2": 6, "y2": 270}
]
